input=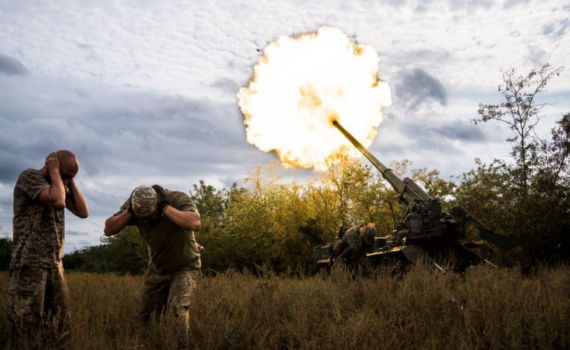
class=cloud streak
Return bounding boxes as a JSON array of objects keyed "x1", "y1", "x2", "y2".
[
  {"x1": 0, "y1": 53, "x2": 27, "y2": 75},
  {"x1": 67, "y1": 230, "x2": 89, "y2": 236}
]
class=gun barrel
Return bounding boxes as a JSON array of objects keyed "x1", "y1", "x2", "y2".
[
  {"x1": 332, "y1": 121, "x2": 408, "y2": 200},
  {"x1": 332, "y1": 121, "x2": 389, "y2": 174}
]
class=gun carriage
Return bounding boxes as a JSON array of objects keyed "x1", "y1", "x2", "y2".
[{"x1": 312, "y1": 121, "x2": 518, "y2": 274}]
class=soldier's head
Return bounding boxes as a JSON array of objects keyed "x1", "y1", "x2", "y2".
[
  {"x1": 130, "y1": 185, "x2": 158, "y2": 219},
  {"x1": 41, "y1": 150, "x2": 79, "y2": 185},
  {"x1": 56, "y1": 150, "x2": 79, "y2": 185}
]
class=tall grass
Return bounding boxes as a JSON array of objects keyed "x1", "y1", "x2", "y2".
[{"x1": 1, "y1": 265, "x2": 569, "y2": 349}]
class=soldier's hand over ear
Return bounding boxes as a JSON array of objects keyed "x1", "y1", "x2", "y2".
[
  {"x1": 46, "y1": 152, "x2": 60, "y2": 174},
  {"x1": 152, "y1": 185, "x2": 170, "y2": 214}
]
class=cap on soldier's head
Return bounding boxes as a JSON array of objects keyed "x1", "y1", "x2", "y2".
[{"x1": 130, "y1": 185, "x2": 158, "y2": 218}]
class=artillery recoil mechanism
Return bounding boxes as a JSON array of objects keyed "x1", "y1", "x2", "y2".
[{"x1": 312, "y1": 121, "x2": 519, "y2": 274}]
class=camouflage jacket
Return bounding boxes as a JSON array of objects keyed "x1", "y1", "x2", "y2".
[
  {"x1": 11, "y1": 169, "x2": 66, "y2": 269},
  {"x1": 341, "y1": 225, "x2": 376, "y2": 262}
]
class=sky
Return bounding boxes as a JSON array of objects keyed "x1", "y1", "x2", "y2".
[{"x1": 0, "y1": 0, "x2": 569, "y2": 252}]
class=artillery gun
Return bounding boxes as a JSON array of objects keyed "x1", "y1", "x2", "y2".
[{"x1": 312, "y1": 121, "x2": 519, "y2": 274}]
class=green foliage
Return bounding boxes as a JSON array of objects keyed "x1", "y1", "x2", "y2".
[
  {"x1": 100, "y1": 226, "x2": 148, "y2": 275},
  {"x1": 190, "y1": 180, "x2": 230, "y2": 229},
  {"x1": 64, "y1": 227, "x2": 147, "y2": 275},
  {"x1": 64, "y1": 245, "x2": 114, "y2": 273},
  {"x1": 466, "y1": 64, "x2": 569, "y2": 266},
  {"x1": 474, "y1": 64, "x2": 564, "y2": 198},
  {"x1": 0, "y1": 237, "x2": 13, "y2": 271},
  {"x1": 411, "y1": 167, "x2": 455, "y2": 205}
]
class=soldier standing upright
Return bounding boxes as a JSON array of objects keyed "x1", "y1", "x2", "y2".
[
  {"x1": 104, "y1": 184, "x2": 201, "y2": 349},
  {"x1": 5, "y1": 150, "x2": 89, "y2": 345}
]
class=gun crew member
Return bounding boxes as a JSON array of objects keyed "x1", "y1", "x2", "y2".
[
  {"x1": 5, "y1": 150, "x2": 89, "y2": 347},
  {"x1": 104, "y1": 185, "x2": 201, "y2": 349},
  {"x1": 330, "y1": 224, "x2": 376, "y2": 268}
]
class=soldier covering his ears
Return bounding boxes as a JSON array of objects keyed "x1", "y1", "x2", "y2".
[
  {"x1": 5, "y1": 150, "x2": 89, "y2": 347},
  {"x1": 104, "y1": 184, "x2": 201, "y2": 349}
]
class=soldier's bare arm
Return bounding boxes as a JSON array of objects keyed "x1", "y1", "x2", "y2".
[
  {"x1": 65, "y1": 179, "x2": 89, "y2": 218},
  {"x1": 37, "y1": 153, "x2": 66, "y2": 209},
  {"x1": 104, "y1": 210, "x2": 133, "y2": 236},
  {"x1": 163, "y1": 206, "x2": 201, "y2": 231}
]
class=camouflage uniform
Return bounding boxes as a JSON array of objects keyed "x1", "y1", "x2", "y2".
[
  {"x1": 140, "y1": 268, "x2": 200, "y2": 348},
  {"x1": 333, "y1": 225, "x2": 376, "y2": 265},
  {"x1": 116, "y1": 188, "x2": 201, "y2": 349},
  {"x1": 4, "y1": 169, "x2": 70, "y2": 343}
]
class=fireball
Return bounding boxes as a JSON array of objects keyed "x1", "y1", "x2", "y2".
[{"x1": 238, "y1": 26, "x2": 392, "y2": 171}]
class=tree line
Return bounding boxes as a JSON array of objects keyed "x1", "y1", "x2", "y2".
[{"x1": 1, "y1": 64, "x2": 568, "y2": 274}]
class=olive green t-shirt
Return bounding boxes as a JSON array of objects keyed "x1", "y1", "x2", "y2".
[{"x1": 115, "y1": 190, "x2": 200, "y2": 274}]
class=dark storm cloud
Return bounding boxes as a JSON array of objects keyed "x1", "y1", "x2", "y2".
[
  {"x1": 0, "y1": 53, "x2": 28, "y2": 75},
  {"x1": 0, "y1": 153, "x2": 28, "y2": 182},
  {"x1": 376, "y1": 110, "x2": 501, "y2": 171},
  {"x1": 67, "y1": 230, "x2": 89, "y2": 236},
  {"x1": 421, "y1": 119, "x2": 487, "y2": 142},
  {"x1": 0, "y1": 75, "x2": 255, "y2": 185},
  {"x1": 371, "y1": 140, "x2": 405, "y2": 157},
  {"x1": 394, "y1": 68, "x2": 447, "y2": 110}
]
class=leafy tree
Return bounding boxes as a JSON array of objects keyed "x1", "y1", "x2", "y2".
[
  {"x1": 101, "y1": 226, "x2": 147, "y2": 275},
  {"x1": 0, "y1": 237, "x2": 13, "y2": 271},
  {"x1": 536, "y1": 113, "x2": 570, "y2": 189},
  {"x1": 221, "y1": 164, "x2": 305, "y2": 271},
  {"x1": 470, "y1": 64, "x2": 568, "y2": 266},
  {"x1": 411, "y1": 167, "x2": 455, "y2": 205},
  {"x1": 190, "y1": 180, "x2": 229, "y2": 229},
  {"x1": 63, "y1": 244, "x2": 115, "y2": 273},
  {"x1": 474, "y1": 64, "x2": 563, "y2": 198},
  {"x1": 530, "y1": 113, "x2": 570, "y2": 262}
]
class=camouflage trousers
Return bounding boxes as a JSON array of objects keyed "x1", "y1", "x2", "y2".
[
  {"x1": 140, "y1": 268, "x2": 200, "y2": 349},
  {"x1": 4, "y1": 265, "x2": 70, "y2": 348}
]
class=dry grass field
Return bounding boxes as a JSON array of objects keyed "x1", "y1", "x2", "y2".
[{"x1": 0, "y1": 265, "x2": 569, "y2": 350}]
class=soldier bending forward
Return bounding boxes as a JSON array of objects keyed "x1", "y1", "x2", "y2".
[
  {"x1": 104, "y1": 185, "x2": 201, "y2": 349},
  {"x1": 330, "y1": 225, "x2": 376, "y2": 268}
]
